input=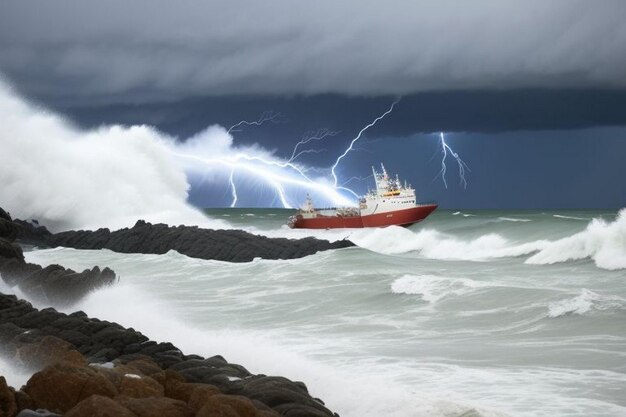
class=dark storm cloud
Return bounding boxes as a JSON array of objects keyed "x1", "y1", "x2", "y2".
[
  {"x1": 56, "y1": 89, "x2": 626, "y2": 145},
  {"x1": 1, "y1": 0, "x2": 625, "y2": 102}
]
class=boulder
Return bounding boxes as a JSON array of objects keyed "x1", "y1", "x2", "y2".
[
  {"x1": 187, "y1": 384, "x2": 221, "y2": 412},
  {"x1": 16, "y1": 336, "x2": 87, "y2": 370},
  {"x1": 195, "y1": 403, "x2": 239, "y2": 417},
  {"x1": 24, "y1": 363, "x2": 117, "y2": 413},
  {"x1": 118, "y1": 374, "x2": 164, "y2": 398},
  {"x1": 13, "y1": 390, "x2": 35, "y2": 414},
  {"x1": 0, "y1": 240, "x2": 23, "y2": 261},
  {"x1": 199, "y1": 394, "x2": 259, "y2": 417},
  {"x1": 64, "y1": 395, "x2": 137, "y2": 417},
  {"x1": 115, "y1": 396, "x2": 193, "y2": 417},
  {"x1": 15, "y1": 410, "x2": 61, "y2": 417},
  {"x1": 0, "y1": 376, "x2": 17, "y2": 417},
  {"x1": 0, "y1": 294, "x2": 337, "y2": 417}
]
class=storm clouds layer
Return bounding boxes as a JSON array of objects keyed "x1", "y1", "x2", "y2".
[{"x1": 1, "y1": 0, "x2": 625, "y2": 102}]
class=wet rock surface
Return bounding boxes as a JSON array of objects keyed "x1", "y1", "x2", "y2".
[
  {"x1": 48, "y1": 220, "x2": 354, "y2": 262},
  {"x1": 3, "y1": 206, "x2": 354, "y2": 263},
  {"x1": 0, "y1": 209, "x2": 115, "y2": 304},
  {"x1": 1, "y1": 206, "x2": 340, "y2": 416},
  {"x1": 0, "y1": 294, "x2": 337, "y2": 416}
]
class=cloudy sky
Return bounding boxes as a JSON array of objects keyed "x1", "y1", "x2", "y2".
[{"x1": 1, "y1": 0, "x2": 625, "y2": 208}]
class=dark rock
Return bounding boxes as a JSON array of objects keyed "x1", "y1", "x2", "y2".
[
  {"x1": 115, "y1": 396, "x2": 193, "y2": 417},
  {"x1": 0, "y1": 258, "x2": 115, "y2": 305},
  {"x1": 49, "y1": 221, "x2": 354, "y2": 263},
  {"x1": 0, "y1": 294, "x2": 337, "y2": 416},
  {"x1": 15, "y1": 410, "x2": 61, "y2": 417},
  {"x1": 11, "y1": 220, "x2": 52, "y2": 247},
  {"x1": 24, "y1": 363, "x2": 118, "y2": 413},
  {"x1": 0, "y1": 241, "x2": 24, "y2": 261},
  {"x1": 64, "y1": 395, "x2": 136, "y2": 417},
  {"x1": 0, "y1": 376, "x2": 18, "y2": 417}
]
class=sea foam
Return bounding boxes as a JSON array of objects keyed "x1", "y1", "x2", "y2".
[
  {"x1": 391, "y1": 274, "x2": 492, "y2": 303},
  {"x1": 526, "y1": 209, "x2": 626, "y2": 270},
  {"x1": 0, "y1": 79, "x2": 223, "y2": 232},
  {"x1": 268, "y1": 209, "x2": 626, "y2": 271},
  {"x1": 56, "y1": 282, "x2": 503, "y2": 417},
  {"x1": 547, "y1": 289, "x2": 626, "y2": 318}
]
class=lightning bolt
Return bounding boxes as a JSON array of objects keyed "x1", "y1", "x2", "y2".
[
  {"x1": 437, "y1": 132, "x2": 469, "y2": 189},
  {"x1": 172, "y1": 151, "x2": 356, "y2": 209},
  {"x1": 341, "y1": 174, "x2": 374, "y2": 187},
  {"x1": 228, "y1": 169, "x2": 238, "y2": 207},
  {"x1": 227, "y1": 111, "x2": 284, "y2": 133},
  {"x1": 331, "y1": 97, "x2": 401, "y2": 187},
  {"x1": 178, "y1": 104, "x2": 410, "y2": 209},
  {"x1": 288, "y1": 129, "x2": 340, "y2": 162}
]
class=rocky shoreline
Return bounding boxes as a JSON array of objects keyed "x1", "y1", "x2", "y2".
[
  {"x1": 16, "y1": 218, "x2": 354, "y2": 263},
  {"x1": 0, "y1": 208, "x2": 341, "y2": 416}
]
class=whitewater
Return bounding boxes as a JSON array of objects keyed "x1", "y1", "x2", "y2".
[
  {"x1": 2, "y1": 209, "x2": 621, "y2": 417},
  {"x1": 1, "y1": 76, "x2": 625, "y2": 417}
]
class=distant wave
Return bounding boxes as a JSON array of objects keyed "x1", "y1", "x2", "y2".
[
  {"x1": 553, "y1": 214, "x2": 590, "y2": 221},
  {"x1": 548, "y1": 289, "x2": 626, "y2": 318},
  {"x1": 348, "y1": 209, "x2": 625, "y2": 270},
  {"x1": 452, "y1": 211, "x2": 476, "y2": 217},
  {"x1": 497, "y1": 217, "x2": 532, "y2": 223},
  {"x1": 391, "y1": 274, "x2": 492, "y2": 303}
]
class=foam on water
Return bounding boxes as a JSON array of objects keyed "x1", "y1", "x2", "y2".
[
  {"x1": 59, "y1": 283, "x2": 503, "y2": 417},
  {"x1": 0, "y1": 78, "x2": 226, "y2": 232},
  {"x1": 259, "y1": 209, "x2": 626, "y2": 270},
  {"x1": 527, "y1": 209, "x2": 626, "y2": 270},
  {"x1": 497, "y1": 217, "x2": 532, "y2": 222},
  {"x1": 391, "y1": 274, "x2": 493, "y2": 303},
  {"x1": 16, "y1": 243, "x2": 626, "y2": 417},
  {"x1": 553, "y1": 214, "x2": 590, "y2": 221},
  {"x1": 547, "y1": 289, "x2": 626, "y2": 318}
]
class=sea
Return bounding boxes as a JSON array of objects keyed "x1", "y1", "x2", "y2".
[{"x1": 2, "y1": 209, "x2": 626, "y2": 417}]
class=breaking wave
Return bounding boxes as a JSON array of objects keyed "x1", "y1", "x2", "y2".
[
  {"x1": 526, "y1": 209, "x2": 626, "y2": 270},
  {"x1": 53, "y1": 282, "x2": 499, "y2": 417},
  {"x1": 390, "y1": 274, "x2": 492, "y2": 303},
  {"x1": 347, "y1": 227, "x2": 548, "y2": 260},
  {"x1": 0, "y1": 78, "x2": 224, "y2": 232},
  {"x1": 278, "y1": 208, "x2": 626, "y2": 271},
  {"x1": 548, "y1": 289, "x2": 626, "y2": 318}
]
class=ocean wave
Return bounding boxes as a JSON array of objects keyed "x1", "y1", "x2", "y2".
[
  {"x1": 553, "y1": 214, "x2": 590, "y2": 221},
  {"x1": 54, "y1": 282, "x2": 501, "y2": 417},
  {"x1": 453, "y1": 211, "x2": 476, "y2": 217},
  {"x1": 269, "y1": 208, "x2": 626, "y2": 271},
  {"x1": 526, "y1": 209, "x2": 626, "y2": 270},
  {"x1": 497, "y1": 217, "x2": 532, "y2": 223},
  {"x1": 391, "y1": 274, "x2": 491, "y2": 303},
  {"x1": 349, "y1": 227, "x2": 548, "y2": 260},
  {"x1": 0, "y1": 78, "x2": 225, "y2": 232},
  {"x1": 547, "y1": 289, "x2": 626, "y2": 318}
]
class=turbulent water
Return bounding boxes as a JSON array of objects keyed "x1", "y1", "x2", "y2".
[{"x1": 12, "y1": 209, "x2": 626, "y2": 417}]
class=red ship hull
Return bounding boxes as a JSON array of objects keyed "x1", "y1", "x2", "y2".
[{"x1": 290, "y1": 204, "x2": 438, "y2": 229}]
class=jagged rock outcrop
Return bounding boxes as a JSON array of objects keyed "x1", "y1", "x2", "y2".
[
  {"x1": 0, "y1": 294, "x2": 337, "y2": 417},
  {"x1": 48, "y1": 220, "x2": 354, "y2": 262},
  {"x1": 0, "y1": 209, "x2": 115, "y2": 303}
]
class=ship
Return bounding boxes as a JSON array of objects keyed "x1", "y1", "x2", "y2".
[{"x1": 288, "y1": 164, "x2": 438, "y2": 229}]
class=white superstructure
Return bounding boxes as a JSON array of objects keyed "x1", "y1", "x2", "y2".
[{"x1": 359, "y1": 164, "x2": 417, "y2": 216}]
